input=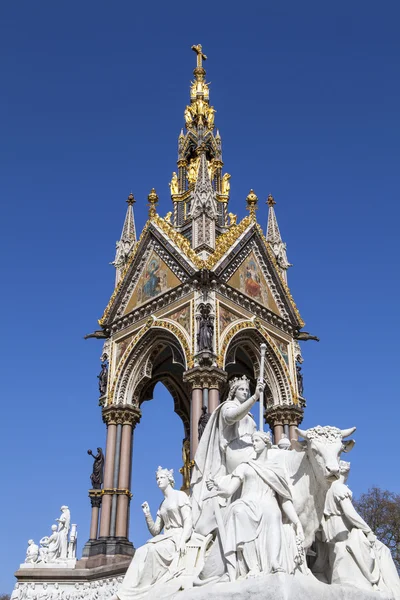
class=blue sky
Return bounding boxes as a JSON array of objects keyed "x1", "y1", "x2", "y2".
[{"x1": 1, "y1": 0, "x2": 400, "y2": 592}]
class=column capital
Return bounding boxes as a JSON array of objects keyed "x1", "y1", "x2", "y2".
[
  {"x1": 102, "y1": 405, "x2": 142, "y2": 427},
  {"x1": 89, "y1": 490, "x2": 102, "y2": 508},
  {"x1": 183, "y1": 366, "x2": 227, "y2": 391},
  {"x1": 265, "y1": 405, "x2": 304, "y2": 428}
]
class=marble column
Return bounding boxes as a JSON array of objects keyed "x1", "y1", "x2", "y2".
[
  {"x1": 274, "y1": 424, "x2": 284, "y2": 444},
  {"x1": 265, "y1": 405, "x2": 304, "y2": 449},
  {"x1": 289, "y1": 424, "x2": 298, "y2": 442},
  {"x1": 115, "y1": 423, "x2": 134, "y2": 538},
  {"x1": 209, "y1": 387, "x2": 220, "y2": 412},
  {"x1": 88, "y1": 495, "x2": 102, "y2": 540},
  {"x1": 190, "y1": 387, "x2": 203, "y2": 459},
  {"x1": 109, "y1": 423, "x2": 122, "y2": 537},
  {"x1": 183, "y1": 366, "x2": 227, "y2": 460},
  {"x1": 99, "y1": 421, "x2": 117, "y2": 538}
]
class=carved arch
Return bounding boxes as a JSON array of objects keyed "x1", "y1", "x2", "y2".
[
  {"x1": 110, "y1": 325, "x2": 191, "y2": 435},
  {"x1": 222, "y1": 324, "x2": 295, "y2": 408}
]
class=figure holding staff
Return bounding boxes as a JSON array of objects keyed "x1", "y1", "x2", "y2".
[{"x1": 259, "y1": 343, "x2": 267, "y2": 432}]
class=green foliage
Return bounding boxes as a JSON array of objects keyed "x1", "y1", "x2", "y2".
[
  {"x1": 0, "y1": 594, "x2": 11, "y2": 600},
  {"x1": 354, "y1": 486, "x2": 400, "y2": 572}
]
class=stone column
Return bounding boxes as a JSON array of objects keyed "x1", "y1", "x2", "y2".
[
  {"x1": 99, "y1": 414, "x2": 117, "y2": 539},
  {"x1": 274, "y1": 424, "x2": 284, "y2": 444},
  {"x1": 109, "y1": 423, "x2": 122, "y2": 537},
  {"x1": 183, "y1": 366, "x2": 227, "y2": 459},
  {"x1": 191, "y1": 387, "x2": 203, "y2": 459},
  {"x1": 88, "y1": 493, "x2": 102, "y2": 540},
  {"x1": 265, "y1": 405, "x2": 304, "y2": 448},
  {"x1": 116, "y1": 407, "x2": 141, "y2": 539}
]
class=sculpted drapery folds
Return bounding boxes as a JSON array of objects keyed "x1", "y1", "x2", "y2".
[{"x1": 116, "y1": 467, "x2": 192, "y2": 600}]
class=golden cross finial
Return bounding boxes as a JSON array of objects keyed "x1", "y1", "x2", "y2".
[{"x1": 191, "y1": 44, "x2": 207, "y2": 69}]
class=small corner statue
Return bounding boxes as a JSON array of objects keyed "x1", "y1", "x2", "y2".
[{"x1": 87, "y1": 447, "x2": 104, "y2": 489}]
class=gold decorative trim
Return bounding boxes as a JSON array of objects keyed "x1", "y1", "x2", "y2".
[
  {"x1": 217, "y1": 319, "x2": 255, "y2": 367},
  {"x1": 107, "y1": 319, "x2": 154, "y2": 405},
  {"x1": 108, "y1": 317, "x2": 193, "y2": 405},
  {"x1": 204, "y1": 215, "x2": 253, "y2": 269},
  {"x1": 255, "y1": 223, "x2": 305, "y2": 327},
  {"x1": 255, "y1": 321, "x2": 298, "y2": 405},
  {"x1": 99, "y1": 223, "x2": 150, "y2": 326}
]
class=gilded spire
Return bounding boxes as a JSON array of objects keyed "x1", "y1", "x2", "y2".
[
  {"x1": 266, "y1": 194, "x2": 292, "y2": 279},
  {"x1": 112, "y1": 192, "x2": 137, "y2": 285}
]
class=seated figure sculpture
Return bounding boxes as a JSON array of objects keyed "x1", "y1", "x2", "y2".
[
  {"x1": 206, "y1": 431, "x2": 305, "y2": 581},
  {"x1": 115, "y1": 466, "x2": 192, "y2": 600},
  {"x1": 322, "y1": 460, "x2": 400, "y2": 597}
]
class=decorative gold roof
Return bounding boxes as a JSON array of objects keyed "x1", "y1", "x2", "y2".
[{"x1": 99, "y1": 210, "x2": 304, "y2": 328}]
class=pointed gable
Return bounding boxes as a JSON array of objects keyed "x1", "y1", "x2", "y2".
[
  {"x1": 122, "y1": 249, "x2": 181, "y2": 315},
  {"x1": 227, "y1": 250, "x2": 281, "y2": 315}
]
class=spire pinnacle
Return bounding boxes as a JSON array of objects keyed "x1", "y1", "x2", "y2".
[
  {"x1": 126, "y1": 192, "x2": 135, "y2": 206},
  {"x1": 267, "y1": 193, "x2": 276, "y2": 207},
  {"x1": 266, "y1": 194, "x2": 292, "y2": 279},
  {"x1": 112, "y1": 192, "x2": 137, "y2": 285}
]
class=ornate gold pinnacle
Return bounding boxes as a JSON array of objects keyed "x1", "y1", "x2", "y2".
[
  {"x1": 147, "y1": 188, "x2": 159, "y2": 218},
  {"x1": 246, "y1": 189, "x2": 258, "y2": 218},
  {"x1": 267, "y1": 193, "x2": 276, "y2": 207},
  {"x1": 126, "y1": 192, "x2": 135, "y2": 206},
  {"x1": 191, "y1": 44, "x2": 207, "y2": 70}
]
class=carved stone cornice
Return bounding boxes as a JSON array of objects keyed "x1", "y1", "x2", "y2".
[
  {"x1": 265, "y1": 404, "x2": 304, "y2": 427},
  {"x1": 107, "y1": 282, "x2": 192, "y2": 335},
  {"x1": 102, "y1": 405, "x2": 142, "y2": 427},
  {"x1": 183, "y1": 366, "x2": 227, "y2": 390},
  {"x1": 217, "y1": 282, "x2": 294, "y2": 335}
]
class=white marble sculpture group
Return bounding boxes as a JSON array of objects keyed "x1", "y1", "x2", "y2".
[
  {"x1": 22, "y1": 506, "x2": 77, "y2": 568},
  {"x1": 113, "y1": 376, "x2": 400, "y2": 600}
]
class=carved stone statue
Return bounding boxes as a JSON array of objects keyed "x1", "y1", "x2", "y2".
[
  {"x1": 197, "y1": 305, "x2": 214, "y2": 352},
  {"x1": 39, "y1": 525, "x2": 61, "y2": 563},
  {"x1": 206, "y1": 431, "x2": 304, "y2": 580},
  {"x1": 296, "y1": 364, "x2": 304, "y2": 397},
  {"x1": 198, "y1": 406, "x2": 211, "y2": 441},
  {"x1": 25, "y1": 539, "x2": 39, "y2": 564},
  {"x1": 169, "y1": 172, "x2": 179, "y2": 195},
  {"x1": 277, "y1": 434, "x2": 291, "y2": 450},
  {"x1": 221, "y1": 173, "x2": 231, "y2": 196},
  {"x1": 87, "y1": 447, "x2": 104, "y2": 489},
  {"x1": 295, "y1": 330, "x2": 320, "y2": 342},
  {"x1": 97, "y1": 362, "x2": 108, "y2": 397},
  {"x1": 115, "y1": 467, "x2": 192, "y2": 600},
  {"x1": 68, "y1": 524, "x2": 78, "y2": 559},
  {"x1": 56, "y1": 506, "x2": 70, "y2": 560},
  {"x1": 321, "y1": 461, "x2": 400, "y2": 597}
]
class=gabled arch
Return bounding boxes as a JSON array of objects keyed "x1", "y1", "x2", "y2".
[
  {"x1": 221, "y1": 323, "x2": 295, "y2": 408},
  {"x1": 110, "y1": 324, "x2": 191, "y2": 434}
]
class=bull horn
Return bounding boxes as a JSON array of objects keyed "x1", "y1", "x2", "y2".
[
  {"x1": 295, "y1": 426, "x2": 308, "y2": 439},
  {"x1": 340, "y1": 427, "x2": 356, "y2": 439}
]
